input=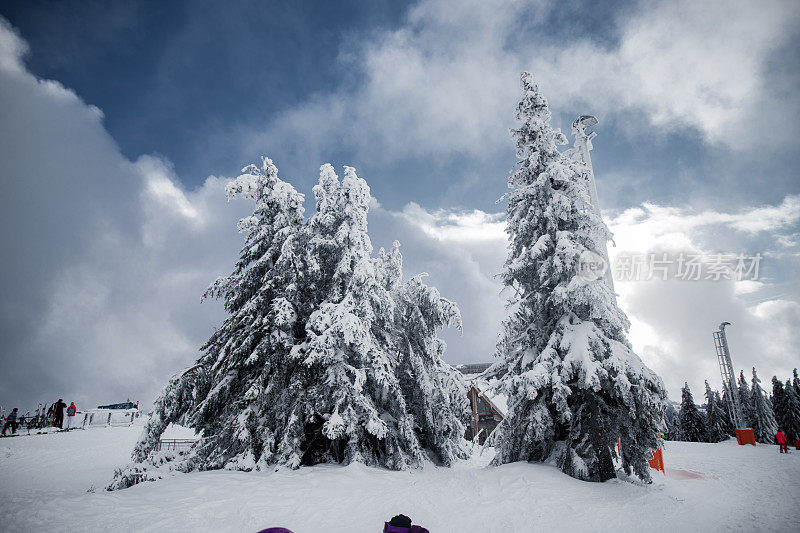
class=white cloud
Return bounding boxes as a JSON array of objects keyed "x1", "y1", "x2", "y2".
[
  {"x1": 140, "y1": 156, "x2": 200, "y2": 222},
  {"x1": 606, "y1": 195, "x2": 800, "y2": 256},
  {"x1": 606, "y1": 197, "x2": 800, "y2": 398},
  {"x1": 0, "y1": 22, "x2": 249, "y2": 410},
  {"x1": 536, "y1": 0, "x2": 800, "y2": 146},
  {"x1": 396, "y1": 203, "x2": 506, "y2": 243},
  {"x1": 245, "y1": 0, "x2": 800, "y2": 171},
  {"x1": 0, "y1": 16, "x2": 27, "y2": 74}
]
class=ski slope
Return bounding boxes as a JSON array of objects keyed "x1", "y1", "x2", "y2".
[{"x1": 0, "y1": 424, "x2": 798, "y2": 532}]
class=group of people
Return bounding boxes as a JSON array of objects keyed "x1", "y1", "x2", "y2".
[
  {"x1": 51, "y1": 399, "x2": 78, "y2": 430},
  {"x1": 1, "y1": 399, "x2": 78, "y2": 435},
  {"x1": 1, "y1": 408, "x2": 19, "y2": 435}
]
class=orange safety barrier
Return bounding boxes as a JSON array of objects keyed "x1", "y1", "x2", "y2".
[
  {"x1": 648, "y1": 448, "x2": 665, "y2": 473},
  {"x1": 735, "y1": 428, "x2": 756, "y2": 446}
]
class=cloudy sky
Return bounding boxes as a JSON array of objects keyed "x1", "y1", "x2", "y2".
[{"x1": 1, "y1": 0, "x2": 798, "y2": 412}]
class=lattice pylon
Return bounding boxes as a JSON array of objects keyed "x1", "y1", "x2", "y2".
[{"x1": 713, "y1": 323, "x2": 745, "y2": 430}]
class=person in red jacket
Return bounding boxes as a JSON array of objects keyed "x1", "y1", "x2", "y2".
[
  {"x1": 65, "y1": 402, "x2": 77, "y2": 430},
  {"x1": 776, "y1": 429, "x2": 788, "y2": 453}
]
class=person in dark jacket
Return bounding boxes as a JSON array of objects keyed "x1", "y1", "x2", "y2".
[
  {"x1": 54, "y1": 399, "x2": 67, "y2": 429},
  {"x1": 2, "y1": 408, "x2": 19, "y2": 435}
]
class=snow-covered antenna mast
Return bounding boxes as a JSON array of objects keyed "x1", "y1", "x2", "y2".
[
  {"x1": 571, "y1": 115, "x2": 600, "y2": 211},
  {"x1": 570, "y1": 115, "x2": 616, "y2": 298},
  {"x1": 713, "y1": 322, "x2": 745, "y2": 429}
]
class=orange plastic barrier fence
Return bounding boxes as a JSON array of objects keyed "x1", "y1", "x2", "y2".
[
  {"x1": 648, "y1": 448, "x2": 665, "y2": 473},
  {"x1": 735, "y1": 428, "x2": 756, "y2": 446}
]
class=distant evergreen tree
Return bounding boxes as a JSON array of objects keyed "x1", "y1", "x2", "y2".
[
  {"x1": 780, "y1": 378, "x2": 800, "y2": 443},
  {"x1": 772, "y1": 377, "x2": 787, "y2": 436},
  {"x1": 663, "y1": 402, "x2": 680, "y2": 441},
  {"x1": 717, "y1": 390, "x2": 735, "y2": 436},
  {"x1": 491, "y1": 72, "x2": 666, "y2": 483},
  {"x1": 750, "y1": 368, "x2": 778, "y2": 444},
  {"x1": 678, "y1": 383, "x2": 705, "y2": 442},
  {"x1": 704, "y1": 381, "x2": 728, "y2": 443},
  {"x1": 738, "y1": 370, "x2": 754, "y2": 427},
  {"x1": 793, "y1": 369, "x2": 800, "y2": 398}
]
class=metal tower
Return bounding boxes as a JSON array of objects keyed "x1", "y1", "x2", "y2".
[
  {"x1": 713, "y1": 322, "x2": 746, "y2": 429},
  {"x1": 570, "y1": 115, "x2": 616, "y2": 299}
]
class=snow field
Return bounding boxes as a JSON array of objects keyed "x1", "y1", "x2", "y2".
[{"x1": 1, "y1": 425, "x2": 798, "y2": 532}]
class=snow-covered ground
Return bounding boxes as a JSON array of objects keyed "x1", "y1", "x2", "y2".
[{"x1": 1, "y1": 424, "x2": 798, "y2": 532}]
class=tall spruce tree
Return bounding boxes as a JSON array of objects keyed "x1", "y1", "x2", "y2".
[
  {"x1": 738, "y1": 370, "x2": 754, "y2": 428},
  {"x1": 781, "y1": 379, "x2": 800, "y2": 443},
  {"x1": 750, "y1": 368, "x2": 778, "y2": 443},
  {"x1": 122, "y1": 157, "x2": 310, "y2": 478},
  {"x1": 678, "y1": 383, "x2": 705, "y2": 442},
  {"x1": 298, "y1": 166, "x2": 468, "y2": 469},
  {"x1": 110, "y1": 159, "x2": 467, "y2": 489},
  {"x1": 772, "y1": 377, "x2": 788, "y2": 437},
  {"x1": 793, "y1": 369, "x2": 800, "y2": 398},
  {"x1": 386, "y1": 245, "x2": 470, "y2": 465},
  {"x1": 664, "y1": 402, "x2": 680, "y2": 441},
  {"x1": 491, "y1": 72, "x2": 666, "y2": 483},
  {"x1": 717, "y1": 390, "x2": 735, "y2": 436},
  {"x1": 704, "y1": 381, "x2": 728, "y2": 443}
]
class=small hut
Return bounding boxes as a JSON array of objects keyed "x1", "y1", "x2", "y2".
[{"x1": 465, "y1": 385, "x2": 504, "y2": 445}]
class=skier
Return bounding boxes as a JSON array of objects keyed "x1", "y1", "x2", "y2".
[
  {"x1": 1, "y1": 408, "x2": 18, "y2": 436},
  {"x1": 65, "y1": 402, "x2": 77, "y2": 430},
  {"x1": 776, "y1": 429, "x2": 788, "y2": 454},
  {"x1": 383, "y1": 514, "x2": 429, "y2": 533},
  {"x1": 54, "y1": 399, "x2": 67, "y2": 429}
]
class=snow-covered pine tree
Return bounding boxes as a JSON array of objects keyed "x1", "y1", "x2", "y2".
[
  {"x1": 772, "y1": 376, "x2": 787, "y2": 435},
  {"x1": 297, "y1": 165, "x2": 468, "y2": 469},
  {"x1": 781, "y1": 379, "x2": 800, "y2": 443},
  {"x1": 793, "y1": 369, "x2": 800, "y2": 398},
  {"x1": 678, "y1": 383, "x2": 705, "y2": 442},
  {"x1": 717, "y1": 390, "x2": 735, "y2": 436},
  {"x1": 750, "y1": 368, "x2": 778, "y2": 444},
  {"x1": 704, "y1": 381, "x2": 728, "y2": 443},
  {"x1": 491, "y1": 72, "x2": 666, "y2": 483},
  {"x1": 112, "y1": 157, "x2": 310, "y2": 488},
  {"x1": 663, "y1": 402, "x2": 680, "y2": 441},
  {"x1": 110, "y1": 159, "x2": 467, "y2": 489},
  {"x1": 738, "y1": 370, "x2": 754, "y2": 427},
  {"x1": 382, "y1": 242, "x2": 471, "y2": 465}
]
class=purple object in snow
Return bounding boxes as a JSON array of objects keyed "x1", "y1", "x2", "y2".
[
  {"x1": 383, "y1": 523, "x2": 429, "y2": 533},
  {"x1": 257, "y1": 529, "x2": 293, "y2": 533}
]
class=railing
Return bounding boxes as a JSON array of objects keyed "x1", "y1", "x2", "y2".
[
  {"x1": 155, "y1": 438, "x2": 196, "y2": 451},
  {"x1": 82, "y1": 409, "x2": 139, "y2": 428}
]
